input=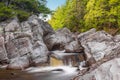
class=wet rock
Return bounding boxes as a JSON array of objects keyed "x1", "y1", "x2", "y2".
[
  {"x1": 51, "y1": 69, "x2": 64, "y2": 72},
  {"x1": 7, "y1": 56, "x2": 29, "y2": 70}
]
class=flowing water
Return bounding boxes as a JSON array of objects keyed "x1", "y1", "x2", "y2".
[
  {"x1": 0, "y1": 66, "x2": 78, "y2": 80},
  {"x1": 0, "y1": 57, "x2": 78, "y2": 80}
]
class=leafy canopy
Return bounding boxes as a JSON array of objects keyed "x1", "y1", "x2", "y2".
[
  {"x1": 0, "y1": 0, "x2": 51, "y2": 21},
  {"x1": 49, "y1": 0, "x2": 120, "y2": 34}
]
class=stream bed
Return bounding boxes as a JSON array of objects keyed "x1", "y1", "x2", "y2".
[{"x1": 0, "y1": 66, "x2": 78, "y2": 80}]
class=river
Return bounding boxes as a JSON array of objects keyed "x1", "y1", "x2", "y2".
[{"x1": 0, "y1": 66, "x2": 78, "y2": 80}]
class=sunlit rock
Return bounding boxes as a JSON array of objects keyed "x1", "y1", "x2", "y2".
[
  {"x1": 77, "y1": 58, "x2": 120, "y2": 80},
  {"x1": 78, "y1": 29, "x2": 114, "y2": 63}
]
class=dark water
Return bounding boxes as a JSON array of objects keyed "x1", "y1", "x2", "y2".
[{"x1": 0, "y1": 66, "x2": 78, "y2": 80}]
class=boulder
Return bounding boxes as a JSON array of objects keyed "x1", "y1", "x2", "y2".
[
  {"x1": 7, "y1": 56, "x2": 29, "y2": 70},
  {"x1": 6, "y1": 37, "x2": 33, "y2": 59},
  {"x1": 78, "y1": 29, "x2": 114, "y2": 62},
  {"x1": 31, "y1": 41, "x2": 48, "y2": 64},
  {"x1": 44, "y1": 28, "x2": 74, "y2": 50},
  {"x1": 77, "y1": 58, "x2": 120, "y2": 80}
]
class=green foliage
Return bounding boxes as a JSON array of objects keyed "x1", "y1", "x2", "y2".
[
  {"x1": 49, "y1": 0, "x2": 88, "y2": 32},
  {"x1": 84, "y1": 0, "x2": 120, "y2": 32},
  {"x1": 0, "y1": 3, "x2": 14, "y2": 21},
  {"x1": 49, "y1": 0, "x2": 120, "y2": 33},
  {"x1": 0, "y1": 0, "x2": 51, "y2": 22},
  {"x1": 15, "y1": 10, "x2": 30, "y2": 22}
]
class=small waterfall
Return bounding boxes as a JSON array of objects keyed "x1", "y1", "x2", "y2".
[
  {"x1": 50, "y1": 57, "x2": 63, "y2": 66},
  {"x1": 68, "y1": 58, "x2": 72, "y2": 67}
]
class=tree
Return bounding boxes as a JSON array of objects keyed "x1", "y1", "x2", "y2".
[
  {"x1": 0, "y1": 0, "x2": 51, "y2": 21},
  {"x1": 84, "y1": 0, "x2": 120, "y2": 31},
  {"x1": 49, "y1": 0, "x2": 88, "y2": 32},
  {"x1": 49, "y1": 0, "x2": 120, "y2": 33}
]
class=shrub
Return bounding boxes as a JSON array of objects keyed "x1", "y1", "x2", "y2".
[
  {"x1": 0, "y1": 3, "x2": 14, "y2": 21},
  {"x1": 15, "y1": 10, "x2": 30, "y2": 22}
]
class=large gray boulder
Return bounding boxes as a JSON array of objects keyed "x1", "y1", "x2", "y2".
[
  {"x1": 78, "y1": 29, "x2": 114, "y2": 64},
  {"x1": 44, "y1": 28, "x2": 74, "y2": 50},
  {"x1": 6, "y1": 37, "x2": 33, "y2": 59},
  {"x1": 77, "y1": 58, "x2": 120, "y2": 80},
  {"x1": 31, "y1": 41, "x2": 48, "y2": 64},
  {"x1": 7, "y1": 56, "x2": 29, "y2": 70},
  {"x1": 0, "y1": 15, "x2": 55, "y2": 69}
]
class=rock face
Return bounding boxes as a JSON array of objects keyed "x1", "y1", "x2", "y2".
[
  {"x1": 0, "y1": 15, "x2": 54, "y2": 69},
  {"x1": 78, "y1": 29, "x2": 116, "y2": 63},
  {"x1": 0, "y1": 35, "x2": 8, "y2": 62},
  {"x1": 73, "y1": 29, "x2": 120, "y2": 80},
  {"x1": 76, "y1": 58, "x2": 120, "y2": 80},
  {"x1": 44, "y1": 28, "x2": 74, "y2": 50},
  {"x1": 1, "y1": 15, "x2": 120, "y2": 75}
]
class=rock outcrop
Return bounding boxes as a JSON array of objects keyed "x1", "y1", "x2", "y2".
[
  {"x1": 74, "y1": 58, "x2": 120, "y2": 80},
  {"x1": 0, "y1": 15, "x2": 55, "y2": 69},
  {"x1": 73, "y1": 29, "x2": 120, "y2": 80},
  {"x1": 1, "y1": 15, "x2": 120, "y2": 78}
]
